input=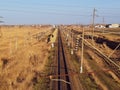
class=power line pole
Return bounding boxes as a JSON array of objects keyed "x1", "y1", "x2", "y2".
[
  {"x1": 15, "y1": 37, "x2": 18, "y2": 51},
  {"x1": 80, "y1": 27, "x2": 84, "y2": 73},
  {"x1": 71, "y1": 29, "x2": 74, "y2": 55},
  {"x1": 0, "y1": 16, "x2": 4, "y2": 38},
  {"x1": 102, "y1": 17, "x2": 105, "y2": 34},
  {"x1": 108, "y1": 43, "x2": 120, "y2": 58},
  {"x1": 103, "y1": 17, "x2": 104, "y2": 24},
  {"x1": 0, "y1": 26, "x2": 2, "y2": 38},
  {"x1": 91, "y1": 8, "x2": 97, "y2": 60},
  {"x1": 92, "y1": 8, "x2": 96, "y2": 45}
]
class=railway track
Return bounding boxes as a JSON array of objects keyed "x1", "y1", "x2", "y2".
[
  {"x1": 56, "y1": 29, "x2": 71, "y2": 90},
  {"x1": 52, "y1": 26, "x2": 120, "y2": 90}
]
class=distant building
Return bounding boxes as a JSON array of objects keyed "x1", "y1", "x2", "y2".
[
  {"x1": 52, "y1": 24, "x2": 56, "y2": 28},
  {"x1": 106, "y1": 24, "x2": 120, "y2": 28},
  {"x1": 95, "y1": 25, "x2": 105, "y2": 28}
]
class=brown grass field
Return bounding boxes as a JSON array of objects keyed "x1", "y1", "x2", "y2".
[{"x1": 0, "y1": 25, "x2": 53, "y2": 90}]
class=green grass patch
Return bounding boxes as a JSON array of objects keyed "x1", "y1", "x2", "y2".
[{"x1": 34, "y1": 48, "x2": 55, "y2": 90}]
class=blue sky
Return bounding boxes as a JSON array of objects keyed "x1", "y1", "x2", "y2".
[{"x1": 0, "y1": 0, "x2": 120, "y2": 25}]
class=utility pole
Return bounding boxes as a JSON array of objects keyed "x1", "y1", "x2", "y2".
[
  {"x1": 0, "y1": 16, "x2": 4, "y2": 38},
  {"x1": 80, "y1": 27, "x2": 84, "y2": 73},
  {"x1": 71, "y1": 29, "x2": 74, "y2": 55},
  {"x1": 102, "y1": 17, "x2": 105, "y2": 34},
  {"x1": 91, "y1": 8, "x2": 97, "y2": 60},
  {"x1": 103, "y1": 17, "x2": 104, "y2": 24},
  {"x1": 108, "y1": 43, "x2": 120, "y2": 58},
  {"x1": 92, "y1": 8, "x2": 96, "y2": 45},
  {"x1": 15, "y1": 37, "x2": 18, "y2": 51},
  {"x1": 0, "y1": 26, "x2": 2, "y2": 38},
  {"x1": 10, "y1": 39, "x2": 12, "y2": 56}
]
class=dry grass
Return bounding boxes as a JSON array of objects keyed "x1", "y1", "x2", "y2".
[{"x1": 0, "y1": 25, "x2": 52, "y2": 90}]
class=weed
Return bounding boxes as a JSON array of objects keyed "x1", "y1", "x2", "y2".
[{"x1": 34, "y1": 48, "x2": 55, "y2": 90}]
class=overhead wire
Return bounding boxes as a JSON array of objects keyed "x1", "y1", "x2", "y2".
[
  {"x1": 0, "y1": 8, "x2": 92, "y2": 17},
  {"x1": 0, "y1": 7, "x2": 120, "y2": 18},
  {"x1": 1, "y1": 0, "x2": 120, "y2": 16}
]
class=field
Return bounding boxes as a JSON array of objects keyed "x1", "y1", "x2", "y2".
[{"x1": 0, "y1": 25, "x2": 53, "y2": 90}]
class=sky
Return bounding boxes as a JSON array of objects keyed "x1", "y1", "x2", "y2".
[{"x1": 0, "y1": 0, "x2": 120, "y2": 25}]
